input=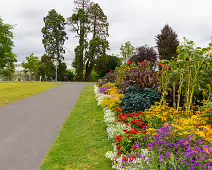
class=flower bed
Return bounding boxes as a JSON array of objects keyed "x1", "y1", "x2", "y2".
[{"x1": 94, "y1": 39, "x2": 212, "y2": 170}]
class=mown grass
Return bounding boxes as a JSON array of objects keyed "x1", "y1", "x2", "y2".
[
  {"x1": 0, "y1": 82, "x2": 59, "y2": 107},
  {"x1": 40, "y1": 86, "x2": 112, "y2": 170}
]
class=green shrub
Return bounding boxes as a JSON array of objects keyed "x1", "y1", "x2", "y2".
[
  {"x1": 90, "y1": 70, "x2": 99, "y2": 82},
  {"x1": 122, "y1": 87, "x2": 161, "y2": 113},
  {"x1": 65, "y1": 70, "x2": 75, "y2": 81}
]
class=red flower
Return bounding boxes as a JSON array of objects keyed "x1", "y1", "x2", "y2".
[
  {"x1": 115, "y1": 107, "x2": 123, "y2": 113},
  {"x1": 133, "y1": 145, "x2": 137, "y2": 151},
  {"x1": 110, "y1": 70, "x2": 113, "y2": 73},
  {"x1": 132, "y1": 120, "x2": 137, "y2": 124},
  {"x1": 137, "y1": 61, "x2": 141, "y2": 65},
  {"x1": 128, "y1": 61, "x2": 132, "y2": 65},
  {"x1": 118, "y1": 114, "x2": 128, "y2": 122},
  {"x1": 123, "y1": 155, "x2": 128, "y2": 161},
  {"x1": 167, "y1": 68, "x2": 171, "y2": 71},
  {"x1": 130, "y1": 157, "x2": 136, "y2": 162},
  {"x1": 128, "y1": 128, "x2": 140, "y2": 135},
  {"x1": 129, "y1": 113, "x2": 134, "y2": 117},
  {"x1": 118, "y1": 152, "x2": 122, "y2": 156},
  {"x1": 118, "y1": 145, "x2": 122, "y2": 150},
  {"x1": 116, "y1": 136, "x2": 123, "y2": 143},
  {"x1": 137, "y1": 111, "x2": 142, "y2": 115}
]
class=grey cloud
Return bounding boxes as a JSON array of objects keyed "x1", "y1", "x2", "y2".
[{"x1": 1, "y1": 0, "x2": 212, "y2": 64}]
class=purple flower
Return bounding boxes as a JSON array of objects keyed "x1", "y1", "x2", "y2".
[
  {"x1": 160, "y1": 155, "x2": 164, "y2": 162},
  {"x1": 135, "y1": 143, "x2": 141, "y2": 149},
  {"x1": 165, "y1": 152, "x2": 171, "y2": 159},
  {"x1": 99, "y1": 86, "x2": 110, "y2": 94}
]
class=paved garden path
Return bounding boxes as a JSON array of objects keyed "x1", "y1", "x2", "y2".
[{"x1": 0, "y1": 83, "x2": 90, "y2": 170}]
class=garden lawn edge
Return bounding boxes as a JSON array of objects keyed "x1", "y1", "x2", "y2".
[{"x1": 40, "y1": 86, "x2": 113, "y2": 170}]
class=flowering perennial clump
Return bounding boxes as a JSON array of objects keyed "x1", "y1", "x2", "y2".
[
  {"x1": 95, "y1": 41, "x2": 212, "y2": 170},
  {"x1": 95, "y1": 82, "x2": 212, "y2": 170}
]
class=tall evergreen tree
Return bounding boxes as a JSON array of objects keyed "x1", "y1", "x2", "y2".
[
  {"x1": 84, "y1": 3, "x2": 109, "y2": 81},
  {"x1": 42, "y1": 9, "x2": 68, "y2": 81},
  {"x1": 155, "y1": 24, "x2": 179, "y2": 60},
  {"x1": 68, "y1": 0, "x2": 90, "y2": 81}
]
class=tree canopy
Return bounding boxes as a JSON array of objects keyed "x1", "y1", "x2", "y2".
[
  {"x1": 84, "y1": 2, "x2": 109, "y2": 81},
  {"x1": 67, "y1": 0, "x2": 90, "y2": 81},
  {"x1": 22, "y1": 54, "x2": 41, "y2": 80},
  {"x1": 155, "y1": 24, "x2": 179, "y2": 60},
  {"x1": 120, "y1": 41, "x2": 135, "y2": 64},
  {"x1": 129, "y1": 44, "x2": 157, "y2": 67},
  {"x1": 0, "y1": 17, "x2": 16, "y2": 80},
  {"x1": 42, "y1": 9, "x2": 68, "y2": 61},
  {"x1": 95, "y1": 54, "x2": 121, "y2": 77}
]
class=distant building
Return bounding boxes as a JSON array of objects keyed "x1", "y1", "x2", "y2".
[
  {"x1": 0, "y1": 62, "x2": 76, "y2": 81},
  {"x1": 14, "y1": 62, "x2": 26, "y2": 81},
  {"x1": 13, "y1": 62, "x2": 75, "y2": 81}
]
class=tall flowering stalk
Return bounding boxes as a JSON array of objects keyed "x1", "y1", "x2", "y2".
[{"x1": 159, "y1": 38, "x2": 212, "y2": 112}]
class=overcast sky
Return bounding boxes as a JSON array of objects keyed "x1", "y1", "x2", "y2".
[{"x1": 1, "y1": 0, "x2": 212, "y2": 65}]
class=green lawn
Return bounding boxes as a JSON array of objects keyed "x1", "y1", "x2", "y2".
[
  {"x1": 40, "y1": 86, "x2": 112, "y2": 170},
  {"x1": 0, "y1": 82, "x2": 59, "y2": 107}
]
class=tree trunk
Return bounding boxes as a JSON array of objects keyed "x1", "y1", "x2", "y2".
[{"x1": 84, "y1": 60, "x2": 93, "y2": 81}]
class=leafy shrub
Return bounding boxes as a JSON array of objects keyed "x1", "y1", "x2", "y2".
[
  {"x1": 65, "y1": 70, "x2": 75, "y2": 81},
  {"x1": 122, "y1": 87, "x2": 161, "y2": 113},
  {"x1": 90, "y1": 70, "x2": 99, "y2": 82},
  {"x1": 116, "y1": 62, "x2": 159, "y2": 93},
  {"x1": 95, "y1": 54, "x2": 121, "y2": 77},
  {"x1": 104, "y1": 72, "x2": 116, "y2": 83}
]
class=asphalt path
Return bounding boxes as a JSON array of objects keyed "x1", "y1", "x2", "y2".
[{"x1": 0, "y1": 83, "x2": 87, "y2": 170}]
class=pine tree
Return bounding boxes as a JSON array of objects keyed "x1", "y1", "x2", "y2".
[{"x1": 155, "y1": 24, "x2": 179, "y2": 60}]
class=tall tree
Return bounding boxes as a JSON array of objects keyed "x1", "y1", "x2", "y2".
[
  {"x1": 155, "y1": 24, "x2": 179, "y2": 60},
  {"x1": 129, "y1": 44, "x2": 157, "y2": 67},
  {"x1": 84, "y1": 3, "x2": 109, "y2": 81},
  {"x1": 120, "y1": 41, "x2": 135, "y2": 64},
  {"x1": 22, "y1": 54, "x2": 41, "y2": 81},
  {"x1": 67, "y1": 0, "x2": 90, "y2": 81},
  {"x1": 0, "y1": 17, "x2": 17, "y2": 80},
  {"x1": 42, "y1": 9, "x2": 68, "y2": 81}
]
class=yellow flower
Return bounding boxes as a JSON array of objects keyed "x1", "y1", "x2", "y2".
[{"x1": 101, "y1": 86, "x2": 124, "y2": 111}]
